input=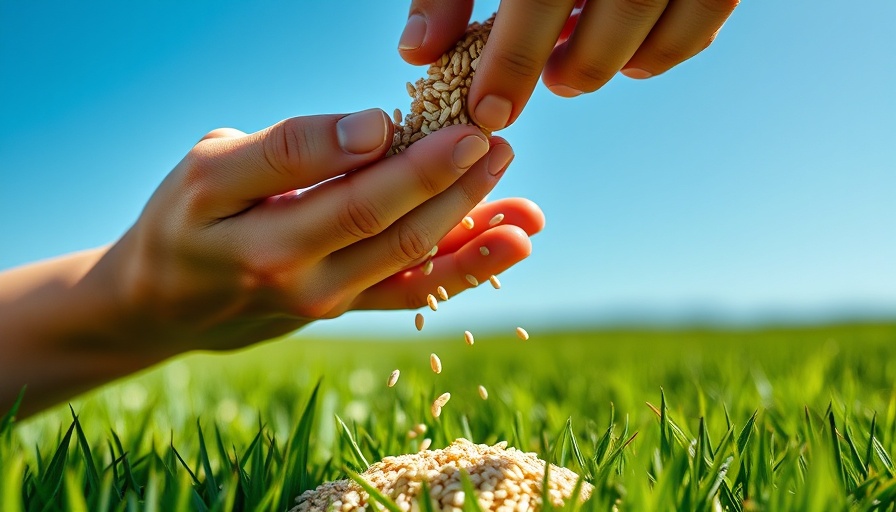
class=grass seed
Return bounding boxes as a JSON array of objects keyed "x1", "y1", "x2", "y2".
[
  {"x1": 387, "y1": 369, "x2": 400, "y2": 388},
  {"x1": 435, "y1": 392, "x2": 451, "y2": 407},
  {"x1": 437, "y1": 286, "x2": 449, "y2": 301},
  {"x1": 430, "y1": 353, "x2": 442, "y2": 374},
  {"x1": 464, "y1": 330, "x2": 475, "y2": 346},
  {"x1": 489, "y1": 275, "x2": 501, "y2": 289},
  {"x1": 462, "y1": 216, "x2": 475, "y2": 230},
  {"x1": 415, "y1": 313, "x2": 425, "y2": 331},
  {"x1": 479, "y1": 246, "x2": 490, "y2": 256},
  {"x1": 465, "y1": 274, "x2": 479, "y2": 286},
  {"x1": 489, "y1": 213, "x2": 505, "y2": 226},
  {"x1": 422, "y1": 259, "x2": 434, "y2": 275},
  {"x1": 516, "y1": 327, "x2": 529, "y2": 341},
  {"x1": 418, "y1": 438, "x2": 432, "y2": 452},
  {"x1": 426, "y1": 294, "x2": 438, "y2": 311},
  {"x1": 478, "y1": 385, "x2": 489, "y2": 400}
]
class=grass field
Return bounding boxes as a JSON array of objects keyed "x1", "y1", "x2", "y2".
[{"x1": 2, "y1": 322, "x2": 896, "y2": 511}]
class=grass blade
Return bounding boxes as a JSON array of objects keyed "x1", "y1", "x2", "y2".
[
  {"x1": 278, "y1": 379, "x2": 322, "y2": 511},
  {"x1": 344, "y1": 466, "x2": 402, "y2": 512},
  {"x1": 459, "y1": 469, "x2": 484, "y2": 512},
  {"x1": 336, "y1": 415, "x2": 370, "y2": 471}
]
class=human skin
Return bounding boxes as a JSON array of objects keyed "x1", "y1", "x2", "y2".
[
  {"x1": 0, "y1": 108, "x2": 545, "y2": 417},
  {"x1": 398, "y1": 0, "x2": 739, "y2": 131}
]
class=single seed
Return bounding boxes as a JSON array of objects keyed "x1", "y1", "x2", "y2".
[
  {"x1": 429, "y1": 245, "x2": 439, "y2": 257},
  {"x1": 414, "y1": 423, "x2": 428, "y2": 434},
  {"x1": 406, "y1": 82, "x2": 416, "y2": 97},
  {"x1": 419, "y1": 438, "x2": 432, "y2": 451},
  {"x1": 407, "y1": 429, "x2": 418, "y2": 439},
  {"x1": 393, "y1": 108, "x2": 402, "y2": 125},
  {"x1": 387, "y1": 369, "x2": 400, "y2": 388},
  {"x1": 464, "y1": 330, "x2": 475, "y2": 346},
  {"x1": 461, "y1": 216, "x2": 475, "y2": 230},
  {"x1": 489, "y1": 213, "x2": 505, "y2": 226},
  {"x1": 415, "y1": 313, "x2": 425, "y2": 331},
  {"x1": 479, "y1": 246, "x2": 490, "y2": 256},
  {"x1": 489, "y1": 275, "x2": 501, "y2": 289},
  {"x1": 435, "y1": 392, "x2": 451, "y2": 407},
  {"x1": 465, "y1": 274, "x2": 479, "y2": 287},
  {"x1": 433, "y1": 81, "x2": 450, "y2": 92},
  {"x1": 478, "y1": 385, "x2": 489, "y2": 400},
  {"x1": 516, "y1": 327, "x2": 530, "y2": 341},
  {"x1": 426, "y1": 293, "x2": 438, "y2": 311},
  {"x1": 450, "y1": 98, "x2": 462, "y2": 118},
  {"x1": 431, "y1": 403, "x2": 442, "y2": 418},
  {"x1": 422, "y1": 259, "x2": 434, "y2": 276},
  {"x1": 438, "y1": 107, "x2": 451, "y2": 125},
  {"x1": 430, "y1": 353, "x2": 442, "y2": 374},
  {"x1": 437, "y1": 286, "x2": 449, "y2": 301}
]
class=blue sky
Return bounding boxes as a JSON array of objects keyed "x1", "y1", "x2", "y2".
[{"x1": 1, "y1": 1, "x2": 894, "y2": 337}]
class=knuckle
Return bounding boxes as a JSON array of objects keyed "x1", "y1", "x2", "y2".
[
  {"x1": 407, "y1": 155, "x2": 444, "y2": 196},
  {"x1": 493, "y1": 47, "x2": 543, "y2": 80},
  {"x1": 616, "y1": 0, "x2": 668, "y2": 21},
  {"x1": 338, "y1": 194, "x2": 387, "y2": 239},
  {"x1": 568, "y1": 60, "x2": 616, "y2": 91},
  {"x1": 649, "y1": 43, "x2": 693, "y2": 69},
  {"x1": 391, "y1": 221, "x2": 432, "y2": 265},
  {"x1": 261, "y1": 119, "x2": 317, "y2": 177}
]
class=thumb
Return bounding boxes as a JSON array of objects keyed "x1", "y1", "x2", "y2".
[
  {"x1": 195, "y1": 108, "x2": 393, "y2": 208},
  {"x1": 398, "y1": 0, "x2": 475, "y2": 66}
]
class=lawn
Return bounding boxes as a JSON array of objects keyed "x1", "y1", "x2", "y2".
[{"x1": 2, "y1": 322, "x2": 896, "y2": 511}]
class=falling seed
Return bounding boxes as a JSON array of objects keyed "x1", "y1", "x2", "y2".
[
  {"x1": 393, "y1": 108, "x2": 403, "y2": 124},
  {"x1": 516, "y1": 327, "x2": 529, "y2": 341},
  {"x1": 479, "y1": 246, "x2": 490, "y2": 256},
  {"x1": 478, "y1": 385, "x2": 489, "y2": 400},
  {"x1": 435, "y1": 392, "x2": 451, "y2": 407},
  {"x1": 422, "y1": 259, "x2": 434, "y2": 275},
  {"x1": 489, "y1": 275, "x2": 501, "y2": 289},
  {"x1": 437, "y1": 286, "x2": 449, "y2": 301},
  {"x1": 465, "y1": 274, "x2": 479, "y2": 286},
  {"x1": 427, "y1": 294, "x2": 438, "y2": 311},
  {"x1": 489, "y1": 213, "x2": 505, "y2": 226},
  {"x1": 419, "y1": 438, "x2": 432, "y2": 451},
  {"x1": 430, "y1": 353, "x2": 442, "y2": 374},
  {"x1": 414, "y1": 423, "x2": 428, "y2": 435},
  {"x1": 431, "y1": 403, "x2": 442, "y2": 418},
  {"x1": 429, "y1": 246, "x2": 439, "y2": 257},
  {"x1": 462, "y1": 216, "x2": 475, "y2": 230},
  {"x1": 387, "y1": 369, "x2": 400, "y2": 388},
  {"x1": 407, "y1": 429, "x2": 418, "y2": 439},
  {"x1": 415, "y1": 313, "x2": 425, "y2": 331},
  {"x1": 464, "y1": 330, "x2": 475, "y2": 346}
]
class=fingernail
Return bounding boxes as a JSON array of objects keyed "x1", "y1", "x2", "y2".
[
  {"x1": 398, "y1": 14, "x2": 427, "y2": 51},
  {"x1": 486, "y1": 143, "x2": 514, "y2": 176},
  {"x1": 473, "y1": 95, "x2": 513, "y2": 132},
  {"x1": 453, "y1": 135, "x2": 490, "y2": 170},
  {"x1": 621, "y1": 68, "x2": 652, "y2": 79},
  {"x1": 336, "y1": 108, "x2": 389, "y2": 154},
  {"x1": 547, "y1": 84, "x2": 583, "y2": 97}
]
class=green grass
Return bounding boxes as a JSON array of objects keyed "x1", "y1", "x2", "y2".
[{"x1": 3, "y1": 322, "x2": 896, "y2": 511}]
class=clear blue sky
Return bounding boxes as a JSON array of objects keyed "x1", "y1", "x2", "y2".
[{"x1": 1, "y1": 1, "x2": 894, "y2": 337}]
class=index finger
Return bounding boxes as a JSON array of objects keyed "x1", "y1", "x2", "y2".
[{"x1": 468, "y1": 0, "x2": 578, "y2": 132}]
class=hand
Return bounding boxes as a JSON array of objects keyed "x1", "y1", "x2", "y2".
[
  {"x1": 109, "y1": 108, "x2": 542, "y2": 357},
  {"x1": 398, "y1": 0, "x2": 739, "y2": 131}
]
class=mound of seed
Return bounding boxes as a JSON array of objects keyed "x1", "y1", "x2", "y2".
[
  {"x1": 390, "y1": 16, "x2": 495, "y2": 154},
  {"x1": 289, "y1": 439, "x2": 592, "y2": 512}
]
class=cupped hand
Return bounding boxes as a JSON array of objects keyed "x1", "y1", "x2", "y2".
[
  {"x1": 109, "y1": 108, "x2": 544, "y2": 357},
  {"x1": 398, "y1": 0, "x2": 739, "y2": 131}
]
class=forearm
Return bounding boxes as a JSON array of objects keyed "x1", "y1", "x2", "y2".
[{"x1": 0, "y1": 246, "x2": 157, "y2": 417}]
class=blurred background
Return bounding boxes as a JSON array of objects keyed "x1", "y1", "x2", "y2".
[{"x1": 2, "y1": 1, "x2": 894, "y2": 338}]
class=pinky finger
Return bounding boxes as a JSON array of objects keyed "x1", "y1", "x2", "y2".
[
  {"x1": 622, "y1": 0, "x2": 739, "y2": 79},
  {"x1": 350, "y1": 224, "x2": 532, "y2": 310}
]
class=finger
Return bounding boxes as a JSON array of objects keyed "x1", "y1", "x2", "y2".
[
  {"x1": 239, "y1": 125, "x2": 493, "y2": 258},
  {"x1": 193, "y1": 108, "x2": 392, "y2": 209},
  {"x1": 468, "y1": 0, "x2": 578, "y2": 131},
  {"x1": 350, "y1": 224, "x2": 533, "y2": 310},
  {"x1": 542, "y1": 0, "x2": 669, "y2": 96},
  {"x1": 435, "y1": 198, "x2": 546, "y2": 256},
  {"x1": 621, "y1": 0, "x2": 739, "y2": 79},
  {"x1": 198, "y1": 127, "x2": 246, "y2": 142},
  {"x1": 398, "y1": 0, "x2": 475, "y2": 66},
  {"x1": 326, "y1": 139, "x2": 516, "y2": 292}
]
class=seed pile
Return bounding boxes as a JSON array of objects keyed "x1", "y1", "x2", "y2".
[
  {"x1": 289, "y1": 439, "x2": 592, "y2": 512},
  {"x1": 389, "y1": 16, "x2": 495, "y2": 155}
]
